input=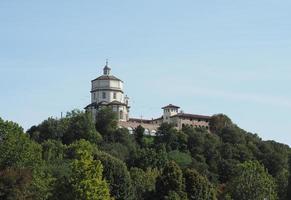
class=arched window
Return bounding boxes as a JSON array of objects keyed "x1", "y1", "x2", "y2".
[
  {"x1": 150, "y1": 130, "x2": 157, "y2": 136},
  {"x1": 144, "y1": 129, "x2": 150, "y2": 135},
  {"x1": 127, "y1": 127, "x2": 133, "y2": 134},
  {"x1": 119, "y1": 110, "x2": 123, "y2": 120}
]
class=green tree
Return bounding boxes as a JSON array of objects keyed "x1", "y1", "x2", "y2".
[
  {"x1": 62, "y1": 110, "x2": 102, "y2": 145},
  {"x1": 27, "y1": 118, "x2": 62, "y2": 143},
  {"x1": 28, "y1": 110, "x2": 102, "y2": 145},
  {"x1": 130, "y1": 167, "x2": 159, "y2": 200},
  {"x1": 184, "y1": 169, "x2": 216, "y2": 200},
  {"x1": 156, "y1": 161, "x2": 187, "y2": 200},
  {"x1": 209, "y1": 114, "x2": 233, "y2": 134},
  {"x1": 134, "y1": 125, "x2": 145, "y2": 147},
  {"x1": 287, "y1": 153, "x2": 291, "y2": 199},
  {"x1": 69, "y1": 149, "x2": 111, "y2": 200},
  {"x1": 132, "y1": 146, "x2": 168, "y2": 170},
  {"x1": 167, "y1": 150, "x2": 192, "y2": 168},
  {"x1": 0, "y1": 117, "x2": 23, "y2": 140},
  {"x1": 225, "y1": 161, "x2": 278, "y2": 200},
  {"x1": 94, "y1": 151, "x2": 134, "y2": 200},
  {"x1": 95, "y1": 107, "x2": 118, "y2": 139},
  {"x1": 0, "y1": 119, "x2": 53, "y2": 200},
  {"x1": 155, "y1": 123, "x2": 180, "y2": 151}
]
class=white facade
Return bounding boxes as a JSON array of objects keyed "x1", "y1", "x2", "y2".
[{"x1": 85, "y1": 62, "x2": 130, "y2": 122}]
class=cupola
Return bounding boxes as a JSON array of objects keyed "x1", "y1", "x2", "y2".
[{"x1": 103, "y1": 60, "x2": 111, "y2": 75}]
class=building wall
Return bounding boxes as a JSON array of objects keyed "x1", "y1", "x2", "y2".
[
  {"x1": 91, "y1": 90, "x2": 124, "y2": 103},
  {"x1": 163, "y1": 108, "x2": 178, "y2": 123},
  {"x1": 91, "y1": 79, "x2": 124, "y2": 104},
  {"x1": 170, "y1": 117, "x2": 209, "y2": 130},
  {"x1": 118, "y1": 120, "x2": 159, "y2": 136}
]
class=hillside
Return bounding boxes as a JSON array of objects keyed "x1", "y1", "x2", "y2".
[{"x1": 0, "y1": 108, "x2": 290, "y2": 200}]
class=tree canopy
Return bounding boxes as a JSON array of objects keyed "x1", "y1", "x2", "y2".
[{"x1": 0, "y1": 108, "x2": 290, "y2": 199}]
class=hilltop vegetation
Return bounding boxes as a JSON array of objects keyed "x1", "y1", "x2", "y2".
[{"x1": 0, "y1": 108, "x2": 291, "y2": 200}]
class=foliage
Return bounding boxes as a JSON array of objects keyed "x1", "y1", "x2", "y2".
[
  {"x1": 167, "y1": 150, "x2": 192, "y2": 168},
  {"x1": 225, "y1": 161, "x2": 278, "y2": 200},
  {"x1": 184, "y1": 168, "x2": 216, "y2": 200},
  {"x1": 0, "y1": 167, "x2": 33, "y2": 200},
  {"x1": 95, "y1": 107, "x2": 118, "y2": 138},
  {"x1": 69, "y1": 148, "x2": 111, "y2": 200},
  {"x1": 0, "y1": 117, "x2": 24, "y2": 140},
  {"x1": 130, "y1": 167, "x2": 159, "y2": 200},
  {"x1": 131, "y1": 146, "x2": 168, "y2": 170},
  {"x1": 62, "y1": 110, "x2": 102, "y2": 145},
  {"x1": 0, "y1": 132, "x2": 42, "y2": 169},
  {"x1": 209, "y1": 114, "x2": 233, "y2": 133},
  {"x1": 1, "y1": 110, "x2": 291, "y2": 199},
  {"x1": 94, "y1": 151, "x2": 134, "y2": 200},
  {"x1": 156, "y1": 161, "x2": 187, "y2": 200},
  {"x1": 28, "y1": 110, "x2": 102, "y2": 145},
  {"x1": 287, "y1": 153, "x2": 291, "y2": 199},
  {"x1": 134, "y1": 125, "x2": 145, "y2": 147}
]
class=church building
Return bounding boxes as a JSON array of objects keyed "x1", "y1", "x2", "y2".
[
  {"x1": 85, "y1": 62, "x2": 211, "y2": 135},
  {"x1": 85, "y1": 61, "x2": 130, "y2": 122}
]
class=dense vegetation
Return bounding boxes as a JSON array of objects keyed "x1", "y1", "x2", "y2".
[{"x1": 1, "y1": 108, "x2": 291, "y2": 199}]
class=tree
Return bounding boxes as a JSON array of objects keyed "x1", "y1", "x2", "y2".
[
  {"x1": 156, "y1": 161, "x2": 187, "y2": 200},
  {"x1": 95, "y1": 107, "x2": 118, "y2": 139},
  {"x1": 155, "y1": 123, "x2": 180, "y2": 151},
  {"x1": 27, "y1": 118, "x2": 61, "y2": 143},
  {"x1": 27, "y1": 110, "x2": 102, "y2": 145},
  {"x1": 131, "y1": 146, "x2": 168, "y2": 170},
  {"x1": 0, "y1": 120, "x2": 53, "y2": 200},
  {"x1": 0, "y1": 167, "x2": 33, "y2": 200},
  {"x1": 62, "y1": 110, "x2": 102, "y2": 145},
  {"x1": 167, "y1": 150, "x2": 192, "y2": 168},
  {"x1": 134, "y1": 125, "x2": 145, "y2": 147},
  {"x1": 42, "y1": 140, "x2": 65, "y2": 162},
  {"x1": 0, "y1": 131, "x2": 42, "y2": 170},
  {"x1": 225, "y1": 161, "x2": 278, "y2": 200},
  {"x1": 0, "y1": 117, "x2": 23, "y2": 140},
  {"x1": 209, "y1": 114, "x2": 232, "y2": 134},
  {"x1": 94, "y1": 151, "x2": 134, "y2": 200},
  {"x1": 130, "y1": 167, "x2": 159, "y2": 200},
  {"x1": 287, "y1": 153, "x2": 291, "y2": 199},
  {"x1": 69, "y1": 149, "x2": 111, "y2": 200},
  {"x1": 184, "y1": 169, "x2": 216, "y2": 200}
]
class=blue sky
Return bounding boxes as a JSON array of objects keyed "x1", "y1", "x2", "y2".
[{"x1": 1, "y1": 0, "x2": 291, "y2": 145}]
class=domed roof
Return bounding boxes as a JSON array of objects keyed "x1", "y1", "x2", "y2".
[
  {"x1": 92, "y1": 61, "x2": 123, "y2": 82},
  {"x1": 103, "y1": 65, "x2": 111, "y2": 71},
  {"x1": 92, "y1": 75, "x2": 122, "y2": 82}
]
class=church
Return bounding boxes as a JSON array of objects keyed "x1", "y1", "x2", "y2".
[{"x1": 85, "y1": 62, "x2": 211, "y2": 135}]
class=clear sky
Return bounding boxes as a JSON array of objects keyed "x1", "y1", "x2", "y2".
[{"x1": 0, "y1": 0, "x2": 290, "y2": 146}]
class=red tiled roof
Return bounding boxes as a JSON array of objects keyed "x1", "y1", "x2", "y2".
[{"x1": 171, "y1": 113, "x2": 211, "y2": 120}]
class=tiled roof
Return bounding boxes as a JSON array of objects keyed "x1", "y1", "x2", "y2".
[
  {"x1": 107, "y1": 100, "x2": 128, "y2": 106},
  {"x1": 162, "y1": 104, "x2": 180, "y2": 109},
  {"x1": 129, "y1": 118, "x2": 154, "y2": 124},
  {"x1": 85, "y1": 101, "x2": 128, "y2": 109},
  {"x1": 171, "y1": 113, "x2": 211, "y2": 120},
  {"x1": 92, "y1": 75, "x2": 123, "y2": 82}
]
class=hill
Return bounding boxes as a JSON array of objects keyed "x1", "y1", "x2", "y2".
[{"x1": 0, "y1": 108, "x2": 290, "y2": 200}]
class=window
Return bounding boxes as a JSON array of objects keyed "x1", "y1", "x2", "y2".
[
  {"x1": 102, "y1": 92, "x2": 106, "y2": 99},
  {"x1": 113, "y1": 92, "x2": 117, "y2": 99},
  {"x1": 93, "y1": 93, "x2": 96, "y2": 99}
]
